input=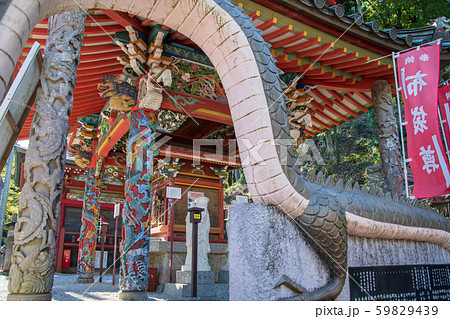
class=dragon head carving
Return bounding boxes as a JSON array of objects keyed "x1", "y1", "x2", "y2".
[{"x1": 97, "y1": 75, "x2": 139, "y2": 112}]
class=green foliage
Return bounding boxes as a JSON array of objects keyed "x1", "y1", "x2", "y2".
[
  {"x1": 303, "y1": 111, "x2": 381, "y2": 184},
  {"x1": 1, "y1": 155, "x2": 20, "y2": 226},
  {"x1": 344, "y1": 0, "x2": 449, "y2": 29}
]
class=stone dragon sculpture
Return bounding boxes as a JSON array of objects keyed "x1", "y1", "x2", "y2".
[{"x1": 214, "y1": 0, "x2": 450, "y2": 300}]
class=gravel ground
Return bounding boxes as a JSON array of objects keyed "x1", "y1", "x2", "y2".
[{"x1": 0, "y1": 273, "x2": 204, "y2": 301}]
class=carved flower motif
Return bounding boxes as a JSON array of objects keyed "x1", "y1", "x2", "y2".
[{"x1": 181, "y1": 73, "x2": 191, "y2": 82}]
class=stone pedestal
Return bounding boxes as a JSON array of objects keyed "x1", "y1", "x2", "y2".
[
  {"x1": 176, "y1": 270, "x2": 214, "y2": 284},
  {"x1": 218, "y1": 270, "x2": 229, "y2": 283},
  {"x1": 118, "y1": 291, "x2": 148, "y2": 301},
  {"x1": 148, "y1": 240, "x2": 228, "y2": 288},
  {"x1": 228, "y1": 203, "x2": 450, "y2": 301},
  {"x1": 7, "y1": 293, "x2": 52, "y2": 301},
  {"x1": 2, "y1": 231, "x2": 14, "y2": 272},
  {"x1": 181, "y1": 264, "x2": 211, "y2": 272},
  {"x1": 164, "y1": 268, "x2": 228, "y2": 300}
]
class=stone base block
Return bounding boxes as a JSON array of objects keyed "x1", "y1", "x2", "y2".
[
  {"x1": 228, "y1": 203, "x2": 450, "y2": 301},
  {"x1": 77, "y1": 277, "x2": 94, "y2": 284},
  {"x1": 176, "y1": 271, "x2": 214, "y2": 284},
  {"x1": 218, "y1": 270, "x2": 229, "y2": 283},
  {"x1": 7, "y1": 293, "x2": 52, "y2": 301},
  {"x1": 181, "y1": 264, "x2": 211, "y2": 272},
  {"x1": 164, "y1": 282, "x2": 229, "y2": 300},
  {"x1": 118, "y1": 291, "x2": 148, "y2": 301}
]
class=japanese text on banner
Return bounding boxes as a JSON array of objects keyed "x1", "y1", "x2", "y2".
[{"x1": 397, "y1": 43, "x2": 450, "y2": 198}]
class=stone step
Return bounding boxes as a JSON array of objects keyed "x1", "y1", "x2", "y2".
[
  {"x1": 164, "y1": 283, "x2": 229, "y2": 300},
  {"x1": 176, "y1": 271, "x2": 215, "y2": 284}
]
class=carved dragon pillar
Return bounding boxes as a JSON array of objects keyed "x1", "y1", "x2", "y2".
[
  {"x1": 119, "y1": 109, "x2": 156, "y2": 300},
  {"x1": 371, "y1": 80, "x2": 405, "y2": 196},
  {"x1": 7, "y1": 10, "x2": 86, "y2": 301},
  {"x1": 76, "y1": 168, "x2": 102, "y2": 283}
]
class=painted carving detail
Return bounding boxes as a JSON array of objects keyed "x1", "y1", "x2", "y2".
[
  {"x1": 77, "y1": 168, "x2": 102, "y2": 281},
  {"x1": 8, "y1": 10, "x2": 86, "y2": 295},
  {"x1": 371, "y1": 80, "x2": 405, "y2": 196},
  {"x1": 119, "y1": 110, "x2": 155, "y2": 291},
  {"x1": 170, "y1": 59, "x2": 227, "y2": 102},
  {"x1": 157, "y1": 109, "x2": 187, "y2": 133},
  {"x1": 97, "y1": 75, "x2": 138, "y2": 112}
]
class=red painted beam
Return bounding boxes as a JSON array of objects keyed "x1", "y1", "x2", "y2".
[
  {"x1": 251, "y1": 0, "x2": 392, "y2": 56},
  {"x1": 341, "y1": 61, "x2": 382, "y2": 73},
  {"x1": 76, "y1": 79, "x2": 104, "y2": 88},
  {"x1": 284, "y1": 37, "x2": 321, "y2": 54},
  {"x1": 276, "y1": 59, "x2": 302, "y2": 69},
  {"x1": 77, "y1": 59, "x2": 119, "y2": 70},
  {"x1": 342, "y1": 94, "x2": 369, "y2": 112},
  {"x1": 81, "y1": 44, "x2": 121, "y2": 54},
  {"x1": 332, "y1": 57, "x2": 371, "y2": 70},
  {"x1": 312, "y1": 89, "x2": 333, "y2": 107},
  {"x1": 315, "y1": 80, "x2": 375, "y2": 92},
  {"x1": 141, "y1": 19, "x2": 154, "y2": 27},
  {"x1": 170, "y1": 31, "x2": 185, "y2": 40},
  {"x1": 85, "y1": 14, "x2": 112, "y2": 24},
  {"x1": 307, "y1": 108, "x2": 340, "y2": 126},
  {"x1": 256, "y1": 17, "x2": 277, "y2": 31},
  {"x1": 77, "y1": 65, "x2": 123, "y2": 77},
  {"x1": 74, "y1": 86, "x2": 100, "y2": 94},
  {"x1": 310, "y1": 125, "x2": 323, "y2": 134},
  {"x1": 81, "y1": 35, "x2": 116, "y2": 44},
  {"x1": 79, "y1": 50, "x2": 121, "y2": 61},
  {"x1": 322, "y1": 104, "x2": 350, "y2": 122},
  {"x1": 319, "y1": 53, "x2": 359, "y2": 66},
  {"x1": 321, "y1": 75, "x2": 347, "y2": 83},
  {"x1": 248, "y1": 10, "x2": 261, "y2": 21},
  {"x1": 77, "y1": 70, "x2": 122, "y2": 81},
  {"x1": 304, "y1": 129, "x2": 315, "y2": 137},
  {"x1": 32, "y1": 24, "x2": 123, "y2": 36},
  {"x1": 296, "y1": 43, "x2": 333, "y2": 58},
  {"x1": 310, "y1": 99, "x2": 324, "y2": 111},
  {"x1": 364, "y1": 69, "x2": 395, "y2": 78},
  {"x1": 271, "y1": 31, "x2": 307, "y2": 49},
  {"x1": 311, "y1": 116, "x2": 332, "y2": 130},
  {"x1": 25, "y1": 38, "x2": 45, "y2": 46},
  {"x1": 333, "y1": 99, "x2": 360, "y2": 117},
  {"x1": 274, "y1": 55, "x2": 289, "y2": 62},
  {"x1": 356, "y1": 92, "x2": 374, "y2": 105},
  {"x1": 263, "y1": 24, "x2": 292, "y2": 42},
  {"x1": 162, "y1": 90, "x2": 232, "y2": 125},
  {"x1": 309, "y1": 48, "x2": 347, "y2": 62},
  {"x1": 327, "y1": 90, "x2": 343, "y2": 101},
  {"x1": 101, "y1": 10, "x2": 149, "y2": 35},
  {"x1": 303, "y1": 72, "x2": 335, "y2": 80},
  {"x1": 352, "y1": 64, "x2": 391, "y2": 76},
  {"x1": 303, "y1": 68, "x2": 324, "y2": 76},
  {"x1": 278, "y1": 64, "x2": 311, "y2": 74}
]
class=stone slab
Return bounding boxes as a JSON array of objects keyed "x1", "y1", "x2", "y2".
[
  {"x1": 118, "y1": 291, "x2": 148, "y2": 301},
  {"x1": 7, "y1": 293, "x2": 52, "y2": 301},
  {"x1": 228, "y1": 203, "x2": 450, "y2": 301},
  {"x1": 176, "y1": 271, "x2": 214, "y2": 284},
  {"x1": 218, "y1": 270, "x2": 229, "y2": 283},
  {"x1": 164, "y1": 282, "x2": 229, "y2": 300}
]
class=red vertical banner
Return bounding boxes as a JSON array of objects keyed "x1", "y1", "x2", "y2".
[
  {"x1": 438, "y1": 82, "x2": 450, "y2": 147},
  {"x1": 397, "y1": 43, "x2": 450, "y2": 198}
]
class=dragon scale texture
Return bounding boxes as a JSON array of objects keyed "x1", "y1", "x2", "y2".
[{"x1": 214, "y1": 0, "x2": 450, "y2": 300}]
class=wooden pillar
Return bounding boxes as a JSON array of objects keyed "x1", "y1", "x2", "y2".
[
  {"x1": 118, "y1": 109, "x2": 156, "y2": 300},
  {"x1": 76, "y1": 168, "x2": 102, "y2": 283},
  {"x1": 371, "y1": 80, "x2": 405, "y2": 196},
  {"x1": 7, "y1": 10, "x2": 86, "y2": 301}
]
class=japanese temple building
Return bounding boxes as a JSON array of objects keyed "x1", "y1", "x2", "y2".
[{"x1": 1, "y1": 0, "x2": 450, "y2": 301}]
